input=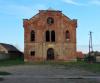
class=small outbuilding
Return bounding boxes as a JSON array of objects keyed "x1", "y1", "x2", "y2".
[
  {"x1": 0, "y1": 43, "x2": 23, "y2": 60},
  {"x1": 77, "y1": 51, "x2": 84, "y2": 61},
  {"x1": 94, "y1": 51, "x2": 100, "y2": 62}
]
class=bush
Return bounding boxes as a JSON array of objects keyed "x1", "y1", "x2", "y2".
[
  {"x1": 0, "y1": 72, "x2": 11, "y2": 75},
  {"x1": 84, "y1": 55, "x2": 96, "y2": 63}
]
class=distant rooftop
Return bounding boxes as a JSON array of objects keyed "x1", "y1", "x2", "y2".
[{"x1": 0, "y1": 43, "x2": 19, "y2": 51}]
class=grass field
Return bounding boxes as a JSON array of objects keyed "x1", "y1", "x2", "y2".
[
  {"x1": 0, "y1": 58, "x2": 100, "y2": 73},
  {"x1": 28, "y1": 61, "x2": 100, "y2": 73},
  {"x1": 0, "y1": 58, "x2": 24, "y2": 67},
  {"x1": 0, "y1": 72, "x2": 11, "y2": 75}
]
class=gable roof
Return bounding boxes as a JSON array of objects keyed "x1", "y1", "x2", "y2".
[
  {"x1": 0, "y1": 43, "x2": 19, "y2": 52},
  {"x1": 29, "y1": 10, "x2": 71, "y2": 21}
]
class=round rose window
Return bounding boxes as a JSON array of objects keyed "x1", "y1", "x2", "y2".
[{"x1": 47, "y1": 17, "x2": 54, "y2": 24}]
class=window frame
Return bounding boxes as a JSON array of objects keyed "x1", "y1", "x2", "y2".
[
  {"x1": 31, "y1": 30, "x2": 35, "y2": 42},
  {"x1": 66, "y1": 30, "x2": 70, "y2": 41},
  {"x1": 30, "y1": 51, "x2": 35, "y2": 56},
  {"x1": 47, "y1": 17, "x2": 54, "y2": 25}
]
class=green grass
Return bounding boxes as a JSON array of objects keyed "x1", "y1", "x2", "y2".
[
  {"x1": 25, "y1": 61, "x2": 100, "y2": 73},
  {"x1": 63, "y1": 61, "x2": 100, "y2": 73},
  {"x1": 24, "y1": 61, "x2": 68, "y2": 65},
  {"x1": 0, "y1": 58, "x2": 100, "y2": 73},
  {"x1": 0, "y1": 72, "x2": 11, "y2": 75},
  {"x1": 0, "y1": 58, "x2": 24, "y2": 67}
]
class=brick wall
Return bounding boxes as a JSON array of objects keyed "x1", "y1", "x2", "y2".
[{"x1": 23, "y1": 10, "x2": 77, "y2": 62}]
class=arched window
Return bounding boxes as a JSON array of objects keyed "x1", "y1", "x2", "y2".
[
  {"x1": 51, "y1": 31, "x2": 55, "y2": 42},
  {"x1": 46, "y1": 31, "x2": 50, "y2": 42},
  {"x1": 47, "y1": 48, "x2": 54, "y2": 60},
  {"x1": 31, "y1": 30, "x2": 35, "y2": 41},
  {"x1": 66, "y1": 30, "x2": 70, "y2": 40}
]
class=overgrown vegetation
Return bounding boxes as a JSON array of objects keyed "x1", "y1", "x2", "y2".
[
  {"x1": 0, "y1": 72, "x2": 11, "y2": 75},
  {"x1": 0, "y1": 57, "x2": 24, "y2": 67},
  {"x1": 64, "y1": 61, "x2": 100, "y2": 73},
  {"x1": 26, "y1": 61, "x2": 100, "y2": 73},
  {"x1": 0, "y1": 58, "x2": 100, "y2": 73}
]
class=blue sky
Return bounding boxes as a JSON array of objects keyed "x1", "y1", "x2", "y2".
[{"x1": 0, "y1": 0, "x2": 100, "y2": 53}]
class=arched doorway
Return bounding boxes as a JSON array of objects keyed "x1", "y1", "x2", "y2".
[{"x1": 47, "y1": 48, "x2": 54, "y2": 60}]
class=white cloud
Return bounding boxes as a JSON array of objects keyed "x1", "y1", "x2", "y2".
[
  {"x1": 0, "y1": 4, "x2": 46, "y2": 17},
  {"x1": 63, "y1": 0, "x2": 78, "y2": 5},
  {"x1": 90, "y1": 0, "x2": 100, "y2": 5},
  {"x1": 62, "y1": 0, "x2": 86, "y2": 6},
  {"x1": 62, "y1": 0, "x2": 100, "y2": 6},
  {"x1": 0, "y1": 5, "x2": 29, "y2": 16}
]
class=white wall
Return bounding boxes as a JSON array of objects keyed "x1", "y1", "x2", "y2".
[{"x1": 96, "y1": 56, "x2": 100, "y2": 62}]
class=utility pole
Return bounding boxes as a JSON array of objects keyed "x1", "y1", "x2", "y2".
[
  {"x1": 89, "y1": 31, "x2": 93, "y2": 54},
  {"x1": 88, "y1": 31, "x2": 94, "y2": 63}
]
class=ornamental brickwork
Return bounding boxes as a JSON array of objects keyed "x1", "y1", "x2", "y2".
[{"x1": 23, "y1": 10, "x2": 77, "y2": 62}]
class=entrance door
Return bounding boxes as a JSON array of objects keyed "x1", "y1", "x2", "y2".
[{"x1": 47, "y1": 48, "x2": 54, "y2": 60}]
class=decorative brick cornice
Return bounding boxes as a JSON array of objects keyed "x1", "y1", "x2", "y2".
[
  {"x1": 72, "y1": 19, "x2": 77, "y2": 28},
  {"x1": 23, "y1": 19, "x2": 29, "y2": 28}
]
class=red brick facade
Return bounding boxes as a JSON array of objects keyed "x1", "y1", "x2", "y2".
[{"x1": 23, "y1": 10, "x2": 77, "y2": 62}]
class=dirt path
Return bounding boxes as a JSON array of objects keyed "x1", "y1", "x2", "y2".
[{"x1": 0, "y1": 65, "x2": 100, "y2": 83}]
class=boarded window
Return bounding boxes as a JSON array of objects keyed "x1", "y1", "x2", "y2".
[{"x1": 30, "y1": 51, "x2": 35, "y2": 56}]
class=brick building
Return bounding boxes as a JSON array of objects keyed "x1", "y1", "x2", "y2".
[{"x1": 23, "y1": 10, "x2": 77, "y2": 62}]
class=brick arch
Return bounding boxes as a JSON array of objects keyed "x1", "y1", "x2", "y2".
[
  {"x1": 47, "y1": 48, "x2": 55, "y2": 60},
  {"x1": 31, "y1": 30, "x2": 35, "y2": 41},
  {"x1": 45, "y1": 30, "x2": 55, "y2": 42},
  {"x1": 51, "y1": 30, "x2": 55, "y2": 42},
  {"x1": 45, "y1": 30, "x2": 50, "y2": 42},
  {"x1": 66, "y1": 30, "x2": 70, "y2": 40}
]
